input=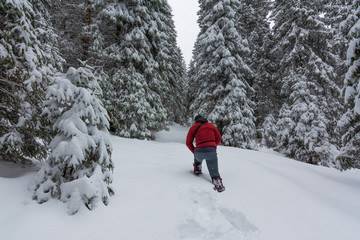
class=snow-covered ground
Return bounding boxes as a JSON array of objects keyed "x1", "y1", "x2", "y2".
[{"x1": 1, "y1": 124, "x2": 360, "y2": 240}]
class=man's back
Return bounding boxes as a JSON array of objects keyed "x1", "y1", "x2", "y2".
[{"x1": 186, "y1": 117, "x2": 221, "y2": 153}]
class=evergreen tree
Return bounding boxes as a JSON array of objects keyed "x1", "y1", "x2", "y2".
[
  {"x1": 30, "y1": 0, "x2": 65, "y2": 70},
  {"x1": 49, "y1": 0, "x2": 101, "y2": 69},
  {"x1": 271, "y1": 0, "x2": 341, "y2": 165},
  {"x1": 319, "y1": 0, "x2": 350, "y2": 145},
  {"x1": 0, "y1": 0, "x2": 61, "y2": 164},
  {"x1": 110, "y1": 65, "x2": 166, "y2": 139},
  {"x1": 189, "y1": 0, "x2": 256, "y2": 149},
  {"x1": 323, "y1": 0, "x2": 352, "y2": 88},
  {"x1": 337, "y1": 0, "x2": 360, "y2": 170},
  {"x1": 97, "y1": 0, "x2": 169, "y2": 139},
  {"x1": 32, "y1": 63, "x2": 114, "y2": 214},
  {"x1": 93, "y1": 0, "x2": 187, "y2": 138},
  {"x1": 147, "y1": 0, "x2": 188, "y2": 124},
  {"x1": 237, "y1": 0, "x2": 278, "y2": 129},
  {"x1": 261, "y1": 114, "x2": 277, "y2": 148}
]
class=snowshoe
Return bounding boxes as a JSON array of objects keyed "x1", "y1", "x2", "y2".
[
  {"x1": 193, "y1": 163, "x2": 202, "y2": 175},
  {"x1": 212, "y1": 177, "x2": 225, "y2": 192}
]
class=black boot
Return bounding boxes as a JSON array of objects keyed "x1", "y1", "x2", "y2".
[
  {"x1": 193, "y1": 163, "x2": 202, "y2": 175},
  {"x1": 212, "y1": 177, "x2": 225, "y2": 192}
]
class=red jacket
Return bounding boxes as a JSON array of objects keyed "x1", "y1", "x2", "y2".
[{"x1": 186, "y1": 121, "x2": 222, "y2": 153}]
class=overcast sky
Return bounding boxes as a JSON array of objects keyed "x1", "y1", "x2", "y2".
[{"x1": 167, "y1": 0, "x2": 200, "y2": 67}]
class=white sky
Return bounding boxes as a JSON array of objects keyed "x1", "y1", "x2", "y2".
[{"x1": 167, "y1": 0, "x2": 200, "y2": 67}]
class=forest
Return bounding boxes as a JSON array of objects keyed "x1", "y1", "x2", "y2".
[{"x1": 0, "y1": 0, "x2": 359, "y2": 210}]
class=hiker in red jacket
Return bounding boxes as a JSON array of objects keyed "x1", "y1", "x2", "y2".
[{"x1": 186, "y1": 115, "x2": 225, "y2": 192}]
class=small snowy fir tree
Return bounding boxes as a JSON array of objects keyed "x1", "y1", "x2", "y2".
[
  {"x1": 189, "y1": 0, "x2": 256, "y2": 149},
  {"x1": 260, "y1": 114, "x2": 277, "y2": 148},
  {"x1": 32, "y1": 63, "x2": 114, "y2": 214},
  {"x1": 336, "y1": 0, "x2": 360, "y2": 170},
  {"x1": 0, "y1": 0, "x2": 61, "y2": 164},
  {"x1": 271, "y1": 0, "x2": 341, "y2": 165}
]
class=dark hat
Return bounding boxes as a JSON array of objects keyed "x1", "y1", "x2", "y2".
[{"x1": 195, "y1": 115, "x2": 203, "y2": 121}]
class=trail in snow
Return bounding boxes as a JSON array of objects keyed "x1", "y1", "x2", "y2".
[{"x1": 177, "y1": 188, "x2": 258, "y2": 239}]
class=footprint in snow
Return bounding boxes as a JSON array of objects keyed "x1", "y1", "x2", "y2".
[{"x1": 177, "y1": 189, "x2": 259, "y2": 240}]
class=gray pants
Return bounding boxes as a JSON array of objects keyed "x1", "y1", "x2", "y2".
[{"x1": 194, "y1": 151, "x2": 220, "y2": 178}]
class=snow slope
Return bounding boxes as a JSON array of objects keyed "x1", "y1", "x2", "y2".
[{"x1": 1, "y1": 124, "x2": 360, "y2": 240}]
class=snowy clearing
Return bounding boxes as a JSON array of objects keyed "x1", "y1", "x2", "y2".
[{"x1": 0, "y1": 124, "x2": 360, "y2": 240}]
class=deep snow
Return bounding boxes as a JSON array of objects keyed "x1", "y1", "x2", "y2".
[{"x1": 0, "y1": 124, "x2": 360, "y2": 240}]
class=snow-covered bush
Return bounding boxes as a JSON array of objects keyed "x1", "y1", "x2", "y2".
[{"x1": 32, "y1": 63, "x2": 114, "y2": 214}]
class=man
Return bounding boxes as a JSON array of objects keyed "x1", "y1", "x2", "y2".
[{"x1": 186, "y1": 115, "x2": 225, "y2": 192}]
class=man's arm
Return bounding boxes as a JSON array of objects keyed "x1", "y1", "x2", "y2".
[
  {"x1": 214, "y1": 126, "x2": 222, "y2": 146},
  {"x1": 186, "y1": 127, "x2": 195, "y2": 153}
]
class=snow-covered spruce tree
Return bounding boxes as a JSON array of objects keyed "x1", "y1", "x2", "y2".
[
  {"x1": 146, "y1": 0, "x2": 188, "y2": 124},
  {"x1": 236, "y1": 0, "x2": 279, "y2": 133},
  {"x1": 0, "y1": 0, "x2": 61, "y2": 164},
  {"x1": 189, "y1": 0, "x2": 256, "y2": 149},
  {"x1": 336, "y1": 0, "x2": 360, "y2": 170},
  {"x1": 84, "y1": 0, "x2": 187, "y2": 131},
  {"x1": 95, "y1": 0, "x2": 176, "y2": 139},
  {"x1": 261, "y1": 114, "x2": 277, "y2": 148},
  {"x1": 318, "y1": 1, "x2": 350, "y2": 148},
  {"x1": 29, "y1": 0, "x2": 65, "y2": 70},
  {"x1": 276, "y1": 84, "x2": 336, "y2": 164},
  {"x1": 323, "y1": 0, "x2": 352, "y2": 87},
  {"x1": 107, "y1": 65, "x2": 165, "y2": 139},
  {"x1": 48, "y1": 0, "x2": 120, "y2": 131},
  {"x1": 49, "y1": 0, "x2": 100, "y2": 69},
  {"x1": 271, "y1": 0, "x2": 342, "y2": 165},
  {"x1": 32, "y1": 63, "x2": 114, "y2": 214}
]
